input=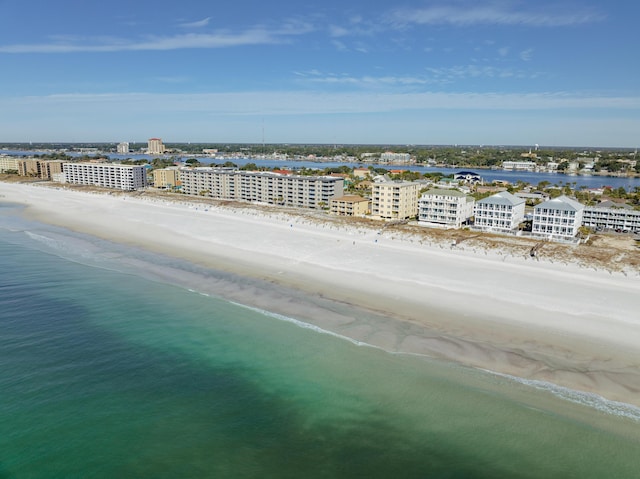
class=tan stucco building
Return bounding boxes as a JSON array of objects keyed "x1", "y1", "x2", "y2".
[
  {"x1": 330, "y1": 195, "x2": 370, "y2": 217},
  {"x1": 153, "y1": 168, "x2": 180, "y2": 189},
  {"x1": 371, "y1": 180, "x2": 420, "y2": 220}
]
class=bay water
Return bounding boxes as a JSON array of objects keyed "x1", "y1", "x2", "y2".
[{"x1": 1, "y1": 201, "x2": 640, "y2": 478}]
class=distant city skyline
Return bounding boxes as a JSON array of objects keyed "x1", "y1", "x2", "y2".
[{"x1": 0, "y1": 1, "x2": 639, "y2": 147}]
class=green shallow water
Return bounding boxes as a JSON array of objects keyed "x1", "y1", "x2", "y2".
[{"x1": 1, "y1": 207, "x2": 640, "y2": 478}]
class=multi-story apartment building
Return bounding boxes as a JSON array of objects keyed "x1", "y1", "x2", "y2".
[
  {"x1": 117, "y1": 142, "x2": 130, "y2": 154},
  {"x1": 379, "y1": 152, "x2": 411, "y2": 164},
  {"x1": 582, "y1": 201, "x2": 640, "y2": 233},
  {"x1": 0, "y1": 155, "x2": 20, "y2": 173},
  {"x1": 330, "y1": 195, "x2": 370, "y2": 217},
  {"x1": 502, "y1": 161, "x2": 536, "y2": 171},
  {"x1": 474, "y1": 191, "x2": 525, "y2": 232},
  {"x1": 13, "y1": 158, "x2": 65, "y2": 179},
  {"x1": 147, "y1": 138, "x2": 165, "y2": 155},
  {"x1": 179, "y1": 168, "x2": 343, "y2": 209},
  {"x1": 17, "y1": 158, "x2": 40, "y2": 176},
  {"x1": 62, "y1": 163, "x2": 147, "y2": 190},
  {"x1": 418, "y1": 188, "x2": 475, "y2": 228},
  {"x1": 153, "y1": 168, "x2": 181, "y2": 189},
  {"x1": 370, "y1": 180, "x2": 420, "y2": 220},
  {"x1": 532, "y1": 195, "x2": 584, "y2": 241},
  {"x1": 39, "y1": 160, "x2": 65, "y2": 180}
]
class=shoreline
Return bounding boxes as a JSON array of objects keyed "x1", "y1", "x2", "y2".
[{"x1": 2, "y1": 182, "x2": 640, "y2": 408}]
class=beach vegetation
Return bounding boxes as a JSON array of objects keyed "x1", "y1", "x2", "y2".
[
  {"x1": 548, "y1": 188, "x2": 563, "y2": 199},
  {"x1": 151, "y1": 158, "x2": 174, "y2": 169}
]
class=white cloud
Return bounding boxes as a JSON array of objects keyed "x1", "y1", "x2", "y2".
[
  {"x1": 5, "y1": 90, "x2": 638, "y2": 118},
  {"x1": 331, "y1": 40, "x2": 348, "y2": 51},
  {"x1": 329, "y1": 25, "x2": 350, "y2": 38},
  {"x1": 0, "y1": 23, "x2": 314, "y2": 53},
  {"x1": 390, "y1": 3, "x2": 603, "y2": 27},
  {"x1": 179, "y1": 17, "x2": 212, "y2": 29},
  {"x1": 520, "y1": 48, "x2": 534, "y2": 61},
  {"x1": 4, "y1": 91, "x2": 638, "y2": 146}
]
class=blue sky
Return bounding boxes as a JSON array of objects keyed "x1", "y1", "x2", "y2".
[{"x1": 1, "y1": 0, "x2": 638, "y2": 147}]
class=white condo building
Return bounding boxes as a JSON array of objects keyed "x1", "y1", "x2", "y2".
[
  {"x1": 370, "y1": 180, "x2": 420, "y2": 220},
  {"x1": 582, "y1": 201, "x2": 640, "y2": 233},
  {"x1": 379, "y1": 152, "x2": 411, "y2": 164},
  {"x1": 474, "y1": 191, "x2": 526, "y2": 232},
  {"x1": 532, "y1": 195, "x2": 584, "y2": 241},
  {"x1": 502, "y1": 161, "x2": 537, "y2": 171},
  {"x1": 179, "y1": 168, "x2": 343, "y2": 209},
  {"x1": 62, "y1": 163, "x2": 147, "y2": 190},
  {"x1": 117, "y1": 142, "x2": 130, "y2": 154},
  {"x1": 418, "y1": 188, "x2": 475, "y2": 229}
]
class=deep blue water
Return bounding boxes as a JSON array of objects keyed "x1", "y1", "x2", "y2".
[{"x1": 1, "y1": 202, "x2": 640, "y2": 478}]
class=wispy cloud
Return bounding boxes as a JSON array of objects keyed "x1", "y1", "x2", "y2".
[
  {"x1": 520, "y1": 48, "x2": 534, "y2": 61},
  {"x1": 179, "y1": 17, "x2": 211, "y2": 29},
  {"x1": 154, "y1": 76, "x2": 191, "y2": 84},
  {"x1": 0, "y1": 23, "x2": 314, "y2": 53},
  {"x1": 298, "y1": 65, "x2": 542, "y2": 88},
  {"x1": 305, "y1": 74, "x2": 432, "y2": 86},
  {"x1": 5, "y1": 91, "x2": 639, "y2": 117},
  {"x1": 390, "y1": 3, "x2": 604, "y2": 27}
]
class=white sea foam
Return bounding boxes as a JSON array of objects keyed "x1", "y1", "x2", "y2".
[
  {"x1": 226, "y1": 295, "x2": 640, "y2": 422},
  {"x1": 25, "y1": 229, "x2": 640, "y2": 423},
  {"x1": 25, "y1": 230, "x2": 69, "y2": 251},
  {"x1": 230, "y1": 301, "x2": 378, "y2": 349},
  {"x1": 484, "y1": 369, "x2": 640, "y2": 422}
]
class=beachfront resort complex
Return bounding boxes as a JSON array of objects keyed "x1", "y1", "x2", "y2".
[{"x1": 2, "y1": 152, "x2": 640, "y2": 242}]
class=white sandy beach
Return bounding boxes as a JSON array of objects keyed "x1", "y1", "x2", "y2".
[{"x1": 2, "y1": 182, "x2": 640, "y2": 406}]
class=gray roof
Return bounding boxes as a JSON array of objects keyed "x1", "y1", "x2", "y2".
[
  {"x1": 477, "y1": 191, "x2": 525, "y2": 207},
  {"x1": 423, "y1": 188, "x2": 468, "y2": 197},
  {"x1": 592, "y1": 200, "x2": 633, "y2": 210},
  {"x1": 535, "y1": 195, "x2": 584, "y2": 212}
]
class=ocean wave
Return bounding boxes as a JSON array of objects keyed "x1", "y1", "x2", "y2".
[
  {"x1": 229, "y1": 301, "x2": 378, "y2": 349},
  {"x1": 226, "y1": 296, "x2": 640, "y2": 421},
  {"x1": 25, "y1": 230, "x2": 70, "y2": 251},
  {"x1": 484, "y1": 369, "x2": 640, "y2": 422}
]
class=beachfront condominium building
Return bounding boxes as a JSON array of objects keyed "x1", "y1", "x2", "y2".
[
  {"x1": 532, "y1": 195, "x2": 584, "y2": 241},
  {"x1": 418, "y1": 188, "x2": 475, "y2": 229},
  {"x1": 62, "y1": 163, "x2": 147, "y2": 190},
  {"x1": 582, "y1": 201, "x2": 640, "y2": 233},
  {"x1": 17, "y1": 158, "x2": 40, "y2": 176},
  {"x1": 148, "y1": 138, "x2": 165, "y2": 155},
  {"x1": 39, "y1": 160, "x2": 65, "y2": 180},
  {"x1": 117, "y1": 142, "x2": 130, "y2": 154},
  {"x1": 153, "y1": 167, "x2": 181, "y2": 189},
  {"x1": 474, "y1": 191, "x2": 525, "y2": 232},
  {"x1": 330, "y1": 195, "x2": 370, "y2": 217},
  {"x1": 13, "y1": 158, "x2": 65, "y2": 179},
  {"x1": 370, "y1": 180, "x2": 420, "y2": 220},
  {"x1": 0, "y1": 155, "x2": 20, "y2": 173},
  {"x1": 179, "y1": 168, "x2": 344, "y2": 209}
]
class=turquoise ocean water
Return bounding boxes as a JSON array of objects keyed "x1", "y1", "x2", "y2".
[{"x1": 1, "y1": 201, "x2": 640, "y2": 478}]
